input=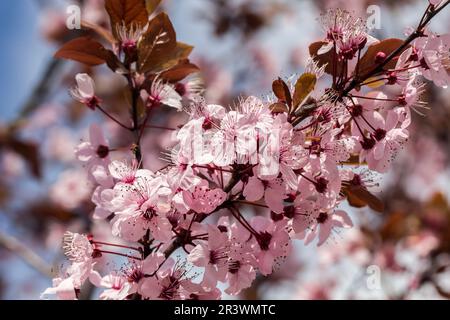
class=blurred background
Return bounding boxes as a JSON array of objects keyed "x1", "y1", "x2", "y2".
[{"x1": 0, "y1": 0, "x2": 449, "y2": 300}]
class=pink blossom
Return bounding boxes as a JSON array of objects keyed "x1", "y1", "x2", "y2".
[
  {"x1": 62, "y1": 231, "x2": 94, "y2": 262},
  {"x1": 297, "y1": 160, "x2": 341, "y2": 209},
  {"x1": 70, "y1": 73, "x2": 100, "y2": 110},
  {"x1": 429, "y1": 0, "x2": 443, "y2": 5},
  {"x1": 224, "y1": 222, "x2": 257, "y2": 295},
  {"x1": 188, "y1": 97, "x2": 226, "y2": 127},
  {"x1": 50, "y1": 169, "x2": 92, "y2": 210},
  {"x1": 0, "y1": 150, "x2": 25, "y2": 177},
  {"x1": 41, "y1": 277, "x2": 77, "y2": 300},
  {"x1": 182, "y1": 182, "x2": 227, "y2": 214},
  {"x1": 142, "y1": 78, "x2": 183, "y2": 110},
  {"x1": 166, "y1": 152, "x2": 203, "y2": 191},
  {"x1": 211, "y1": 111, "x2": 244, "y2": 166},
  {"x1": 358, "y1": 109, "x2": 409, "y2": 173},
  {"x1": 139, "y1": 259, "x2": 191, "y2": 300},
  {"x1": 109, "y1": 159, "x2": 139, "y2": 185},
  {"x1": 243, "y1": 176, "x2": 286, "y2": 213},
  {"x1": 304, "y1": 210, "x2": 353, "y2": 246},
  {"x1": 75, "y1": 124, "x2": 110, "y2": 166},
  {"x1": 188, "y1": 225, "x2": 230, "y2": 288},
  {"x1": 415, "y1": 33, "x2": 450, "y2": 88},
  {"x1": 111, "y1": 172, "x2": 173, "y2": 242},
  {"x1": 91, "y1": 186, "x2": 115, "y2": 220},
  {"x1": 46, "y1": 127, "x2": 77, "y2": 162},
  {"x1": 250, "y1": 217, "x2": 291, "y2": 275},
  {"x1": 43, "y1": 232, "x2": 99, "y2": 300},
  {"x1": 318, "y1": 9, "x2": 375, "y2": 60},
  {"x1": 142, "y1": 251, "x2": 166, "y2": 275},
  {"x1": 175, "y1": 76, "x2": 205, "y2": 101},
  {"x1": 180, "y1": 282, "x2": 222, "y2": 300},
  {"x1": 96, "y1": 273, "x2": 132, "y2": 300}
]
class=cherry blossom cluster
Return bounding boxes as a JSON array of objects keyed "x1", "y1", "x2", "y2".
[{"x1": 43, "y1": 0, "x2": 449, "y2": 300}]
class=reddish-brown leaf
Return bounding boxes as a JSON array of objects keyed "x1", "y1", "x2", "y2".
[
  {"x1": 309, "y1": 41, "x2": 344, "y2": 76},
  {"x1": 272, "y1": 78, "x2": 292, "y2": 107},
  {"x1": 8, "y1": 138, "x2": 41, "y2": 178},
  {"x1": 160, "y1": 59, "x2": 200, "y2": 83},
  {"x1": 269, "y1": 102, "x2": 289, "y2": 114},
  {"x1": 105, "y1": 0, "x2": 149, "y2": 38},
  {"x1": 342, "y1": 184, "x2": 384, "y2": 213},
  {"x1": 152, "y1": 42, "x2": 194, "y2": 73},
  {"x1": 54, "y1": 37, "x2": 109, "y2": 66},
  {"x1": 293, "y1": 73, "x2": 316, "y2": 109},
  {"x1": 358, "y1": 38, "x2": 405, "y2": 74},
  {"x1": 103, "y1": 49, "x2": 125, "y2": 72},
  {"x1": 81, "y1": 20, "x2": 116, "y2": 45},
  {"x1": 137, "y1": 12, "x2": 177, "y2": 73},
  {"x1": 146, "y1": 0, "x2": 162, "y2": 15}
]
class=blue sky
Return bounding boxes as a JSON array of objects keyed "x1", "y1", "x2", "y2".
[
  {"x1": 0, "y1": 1, "x2": 55, "y2": 299},
  {"x1": 0, "y1": 0, "x2": 52, "y2": 122}
]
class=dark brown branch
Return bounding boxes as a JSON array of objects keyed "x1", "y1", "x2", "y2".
[{"x1": 341, "y1": 0, "x2": 449, "y2": 97}]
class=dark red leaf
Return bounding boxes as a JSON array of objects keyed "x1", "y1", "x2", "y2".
[
  {"x1": 81, "y1": 20, "x2": 116, "y2": 45},
  {"x1": 309, "y1": 41, "x2": 344, "y2": 77},
  {"x1": 146, "y1": 0, "x2": 162, "y2": 15},
  {"x1": 272, "y1": 78, "x2": 292, "y2": 107},
  {"x1": 293, "y1": 73, "x2": 316, "y2": 109},
  {"x1": 269, "y1": 102, "x2": 289, "y2": 114},
  {"x1": 160, "y1": 59, "x2": 200, "y2": 83},
  {"x1": 8, "y1": 138, "x2": 41, "y2": 178},
  {"x1": 54, "y1": 37, "x2": 109, "y2": 66},
  {"x1": 358, "y1": 38, "x2": 405, "y2": 74},
  {"x1": 342, "y1": 184, "x2": 384, "y2": 213},
  {"x1": 137, "y1": 12, "x2": 177, "y2": 73},
  {"x1": 150, "y1": 42, "x2": 194, "y2": 74},
  {"x1": 105, "y1": 0, "x2": 149, "y2": 39}
]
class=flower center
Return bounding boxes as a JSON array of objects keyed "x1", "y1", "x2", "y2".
[
  {"x1": 175, "y1": 83, "x2": 187, "y2": 97},
  {"x1": 420, "y1": 57, "x2": 429, "y2": 70},
  {"x1": 228, "y1": 260, "x2": 241, "y2": 274},
  {"x1": 386, "y1": 71, "x2": 398, "y2": 85},
  {"x1": 96, "y1": 145, "x2": 109, "y2": 159},
  {"x1": 317, "y1": 212, "x2": 329, "y2": 224},
  {"x1": 127, "y1": 269, "x2": 144, "y2": 283},
  {"x1": 142, "y1": 208, "x2": 156, "y2": 221},
  {"x1": 350, "y1": 104, "x2": 363, "y2": 117},
  {"x1": 315, "y1": 177, "x2": 329, "y2": 194},
  {"x1": 373, "y1": 128, "x2": 386, "y2": 141},
  {"x1": 86, "y1": 96, "x2": 100, "y2": 110},
  {"x1": 257, "y1": 232, "x2": 272, "y2": 251},
  {"x1": 361, "y1": 137, "x2": 376, "y2": 150},
  {"x1": 398, "y1": 94, "x2": 407, "y2": 106},
  {"x1": 202, "y1": 117, "x2": 213, "y2": 130},
  {"x1": 283, "y1": 205, "x2": 296, "y2": 219},
  {"x1": 112, "y1": 277, "x2": 123, "y2": 290},
  {"x1": 209, "y1": 249, "x2": 227, "y2": 265}
]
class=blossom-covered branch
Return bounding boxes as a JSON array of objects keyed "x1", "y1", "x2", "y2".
[{"x1": 42, "y1": 0, "x2": 449, "y2": 300}]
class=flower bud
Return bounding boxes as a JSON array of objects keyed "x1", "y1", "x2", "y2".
[{"x1": 375, "y1": 51, "x2": 387, "y2": 64}]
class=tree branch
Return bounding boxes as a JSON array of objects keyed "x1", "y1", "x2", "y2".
[{"x1": 0, "y1": 232, "x2": 53, "y2": 278}]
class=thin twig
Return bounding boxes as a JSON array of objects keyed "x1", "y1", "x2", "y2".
[{"x1": 0, "y1": 232, "x2": 53, "y2": 278}]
